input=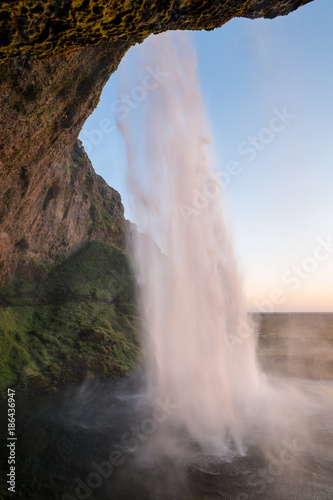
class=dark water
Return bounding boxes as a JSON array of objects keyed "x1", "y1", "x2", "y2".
[{"x1": 1, "y1": 370, "x2": 333, "y2": 500}]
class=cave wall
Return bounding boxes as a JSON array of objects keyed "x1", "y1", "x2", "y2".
[
  {"x1": 0, "y1": 0, "x2": 314, "y2": 284},
  {"x1": 0, "y1": 0, "x2": 313, "y2": 61},
  {"x1": 0, "y1": 41, "x2": 129, "y2": 283}
]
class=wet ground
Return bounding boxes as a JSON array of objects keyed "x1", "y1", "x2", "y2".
[{"x1": 1, "y1": 314, "x2": 333, "y2": 500}]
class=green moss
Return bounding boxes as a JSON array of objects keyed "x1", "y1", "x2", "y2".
[
  {"x1": 0, "y1": 241, "x2": 140, "y2": 395},
  {"x1": 88, "y1": 193, "x2": 120, "y2": 236}
]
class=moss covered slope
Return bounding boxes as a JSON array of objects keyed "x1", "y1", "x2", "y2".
[{"x1": 0, "y1": 241, "x2": 140, "y2": 395}]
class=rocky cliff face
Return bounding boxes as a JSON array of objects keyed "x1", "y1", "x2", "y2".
[
  {"x1": 0, "y1": 41, "x2": 129, "y2": 284},
  {"x1": 0, "y1": 138, "x2": 125, "y2": 284}
]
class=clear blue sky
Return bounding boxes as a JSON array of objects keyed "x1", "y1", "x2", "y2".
[{"x1": 79, "y1": 0, "x2": 333, "y2": 312}]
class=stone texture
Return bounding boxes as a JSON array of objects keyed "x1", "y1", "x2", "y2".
[
  {"x1": 0, "y1": 139, "x2": 125, "y2": 283},
  {"x1": 0, "y1": 41, "x2": 128, "y2": 284},
  {"x1": 0, "y1": 1, "x2": 314, "y2": 61}
]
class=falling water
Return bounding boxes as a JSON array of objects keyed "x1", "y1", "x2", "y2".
[{"x1": 118, "y1": 32, "x2": 262, "y2": 455}]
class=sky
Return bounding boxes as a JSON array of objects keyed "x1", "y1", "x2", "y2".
[{"x1": 79, "y1": 0, "x2": 333, "y2": 312}]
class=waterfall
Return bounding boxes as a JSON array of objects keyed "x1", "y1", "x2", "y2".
[{"x1": 118, "y1": 32, "x2": 261, "y2": 455}]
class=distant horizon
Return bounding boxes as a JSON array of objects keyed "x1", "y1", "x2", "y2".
[{"x1": 250, "y1": 310, "x2": 333, "y2": 314}]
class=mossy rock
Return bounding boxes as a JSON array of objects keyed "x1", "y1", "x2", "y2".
[{"x1": 0, "y1": 241, "x2": 141, "y2": 396}]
